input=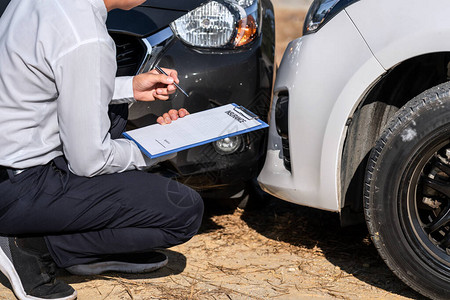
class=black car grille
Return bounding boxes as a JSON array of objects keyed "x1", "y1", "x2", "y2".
[
  {"x1": 275, "y1": 93, "x2": 291, "y2": 171},
  {"x1": 281, "y1": 138, "x2": 291, "y2": 171},
  {"x1": 110, "y1": 33, "x2": 147, "y2": 76}
]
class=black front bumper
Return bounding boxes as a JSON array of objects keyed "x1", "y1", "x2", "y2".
[{"x1": 108, "y1": 0, "x2": 275, "y2": 194}]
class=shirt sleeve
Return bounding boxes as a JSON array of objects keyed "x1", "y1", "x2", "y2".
[
  {"x1": 111, "y1": 76, "x2": 136, "y2": 104},
  {"x1": 53, "y1": 40, "x2": 165, "y2": 177}
]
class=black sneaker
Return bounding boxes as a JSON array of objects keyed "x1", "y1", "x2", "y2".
[
  {"x1": 0, "y1": 236, "x2": 77, "y2": 300},
  {"x1": 66, "y1": 252, "x2": 168, "y2": 275}
]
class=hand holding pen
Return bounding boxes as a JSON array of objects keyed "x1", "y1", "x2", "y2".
[
  {"x1": 132, "y1": 67, "x2": 184, "y2": 101},
  {"x1": 155, "y1": 66, "x2": 189, "y2": 98}
]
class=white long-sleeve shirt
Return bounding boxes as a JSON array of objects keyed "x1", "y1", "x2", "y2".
[{"x1": 0, "y1": 0, "x2": 162, "y2": 176}]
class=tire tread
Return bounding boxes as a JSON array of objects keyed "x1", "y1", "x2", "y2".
[{"x1": 364, "y1": 82, "x2": 450, "y2": 299}]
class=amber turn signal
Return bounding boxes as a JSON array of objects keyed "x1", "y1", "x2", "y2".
[{"x1": 235, "y1": 14, "x2": 257, "y2": 47}]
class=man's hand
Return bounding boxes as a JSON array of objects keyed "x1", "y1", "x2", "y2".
[
  {"x1": 157, "y1": 108, "x2": 189, "y2": 125},
  {"x1": 132, "y1": 68, "x2": 179, "y2": 101}
]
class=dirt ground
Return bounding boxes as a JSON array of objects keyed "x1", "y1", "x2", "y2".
[
  {"x1": 0, "y1": 198, "x2": 425, "y2": 300},
  {"x1": 274, "y1": 6, "x2": 307, "y2": 65},
  {"x1": 0, "y1": 3, "x2": 428, "y2": 300}
]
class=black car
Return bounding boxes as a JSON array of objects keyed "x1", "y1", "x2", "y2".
[
  {"x1": 0, "y1": 0, "x2": 275, "y2": 199},
  {"x1": 107, "y1": 0, "x2": 275, "y2": 199}
]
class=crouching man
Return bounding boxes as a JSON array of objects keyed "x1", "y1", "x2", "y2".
[{"x1": 0, "y1": 0, "x2": 204, "y2": 299}]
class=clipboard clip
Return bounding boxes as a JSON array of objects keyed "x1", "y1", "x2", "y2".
[{"x1": 233, "y1": 105, "x2": 260, "y2": 120}]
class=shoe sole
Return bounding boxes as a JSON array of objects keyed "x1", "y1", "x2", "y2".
[
  {"x1": 0, "y1": 247, "x2": 77, "y2": 300},
  {"x1": 66, "y1": 256, "x2": 169, "y2": 276}
]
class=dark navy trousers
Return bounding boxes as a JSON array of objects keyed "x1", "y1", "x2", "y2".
[{"x1": 0, "y1": 104, "x2": 204, "y2": 267}]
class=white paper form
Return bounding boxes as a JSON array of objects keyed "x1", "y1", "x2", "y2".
[{"x1": 123, "y1": 103, "x2": 268, "y2": 158}]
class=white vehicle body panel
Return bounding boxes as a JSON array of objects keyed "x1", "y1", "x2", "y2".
[
  {"x1": 347, "y1": 0, "x2": 450, "y2": 70},
  {"x1": 259, "y1": 0, "x2": 450, "y2": 212},
  {"x1": 258, "y1": 11, "x2": 385, "y2": 211}
]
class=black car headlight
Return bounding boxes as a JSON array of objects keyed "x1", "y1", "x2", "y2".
[
  {"x1": 303, "y1": 0, "x2": 359, "y2": 35},
  {"x1": 170, "y1": 0, "x2": 258, "y2": 48}
]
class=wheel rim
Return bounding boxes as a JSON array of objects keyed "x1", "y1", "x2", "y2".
[{"x1": 403, "y1": 136, "x2": 450, "y2": 269}]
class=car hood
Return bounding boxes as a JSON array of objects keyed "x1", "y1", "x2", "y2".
[
  {"x1": 107, "y1": 0, "x2": 210, "y2": 37},
  {"x1": 141, "y1": 0, "x2": 208, "y2": 11}
]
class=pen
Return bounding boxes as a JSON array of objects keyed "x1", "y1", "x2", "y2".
[{"x1": 155, "y1": 66, "x2": 189, "y2": 98}]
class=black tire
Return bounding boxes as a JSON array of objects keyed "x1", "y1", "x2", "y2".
[
  {"x1": 365, "y1": 82, "x2": 450, "y2": 299},
  {"x1": 237, "y1": 179, "x2": 269, "y2": 210}
]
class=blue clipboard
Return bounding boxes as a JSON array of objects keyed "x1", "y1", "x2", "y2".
[{"x1": 123, "y1": 103, "x2": 268, "y2": 159}]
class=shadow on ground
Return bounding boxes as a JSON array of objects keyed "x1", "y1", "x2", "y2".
[
  {"x1": 203, "y1": 194, "x2": 427, "y2": 300},
  {"x1": 0, "y1": 249, "x2": 187, "y2": 297},
  {"x1": 60, "y1": 249, "x2": 187, "y2": 286}
]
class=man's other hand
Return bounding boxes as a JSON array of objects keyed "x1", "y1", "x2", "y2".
[
  {"x1": 133, "y1": 68, "x2": 179, "y2": 101},
  {"x1": 157, "y1": 108, "x2": 189, "y2": 125}
]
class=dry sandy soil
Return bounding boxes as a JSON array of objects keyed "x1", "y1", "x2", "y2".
[
  {"x1": 274, "y1": 4, "x2": 308, "y2": 65},
  {"x1": 0, "y1": 199, "x2": 425, "y2": 300},
  {"x1": 0, "y1": 2, "x2": 428, "y2": 300}
]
